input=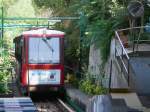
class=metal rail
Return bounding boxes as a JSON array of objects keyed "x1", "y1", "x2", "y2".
[
  {"x1": 115, "y1": 30, "x2": 130, "y2": 86},
  {"x1": 109, "y1": 60, "x2": 112, "y2": 93},
  {"x1": 116, "y1": 26, "x2": 150, "y2": 32},
  {"x1": 58, "y1": 98, "x2": 75, "y2": 112},
  {"x1": 115, "y1": 31, "x2": 130, "y2": 59},
  {"x1": 0, "y1": 17, "x2": 80, "y2": 21},
  {"x1": 32, "y1": 93, "x2": 73, "y2": 112},
  {"x1": 0, "y1": 24, "x2": 51, "y2": 28},
  {"x1": 0, "y1": 16, "x2": 79, "y2": 28}
]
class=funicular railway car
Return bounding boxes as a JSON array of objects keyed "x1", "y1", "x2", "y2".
[{"x1": 14, "y1": 28, "x2": 65, "y2": 93}]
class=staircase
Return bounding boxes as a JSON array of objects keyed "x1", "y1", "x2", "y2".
[{"x1": 110, "y1": 26, "x2": 150, "y2": 111}]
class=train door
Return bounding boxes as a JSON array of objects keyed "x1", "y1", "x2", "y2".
[{"x1": 14, "y1": 36, "x2": 23, "y2": 83}]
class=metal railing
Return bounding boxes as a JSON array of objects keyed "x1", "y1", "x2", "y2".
[
  {"x1": 115, "y1": 31, "x2": 130, "y2": 86},
  {"x1": 115, "y1": 26, "x2": 150, "y2": 86},
  {"x1": 116, "y1": 26, "x2": 150, "y2": 53}
]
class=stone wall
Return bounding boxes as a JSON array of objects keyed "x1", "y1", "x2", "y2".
[
  {"x1": 88, "y1": 44, "x2": 102, "y2": 76},
  {"x1": 87, "y1": 95, "x2": 112, "y2": 112},
  {"x1": 88, "y1": 39, "x2": 128, "y2": 88}
]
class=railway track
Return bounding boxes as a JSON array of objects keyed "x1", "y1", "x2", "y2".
[
  {"x1": 9, "y1": 71, "x2": 75, "y2": 112},
  {"x1": 34, "y1": 98, "x2": 68, "y2": 112},
  {"x1": 31, "y1": 92, "x2": 74, "y2": 112}
]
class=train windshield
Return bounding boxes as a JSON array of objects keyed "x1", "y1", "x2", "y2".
[{"x1": 29, "y1": 37, "x2": 60, "y2": 64}]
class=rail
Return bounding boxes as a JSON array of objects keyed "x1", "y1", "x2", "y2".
[
  {"x1": 31, "y1": 92, "x2": 75, "y2": 112},
  {"x1": 115, "y1": 31, "x2": 130, "y2": 86},
  {"x1": 109, "y1": 60, "x2": 112, "y2": 93},
  {"x1": 115, "y1": 31, "x2": 130, "y2": 59}
]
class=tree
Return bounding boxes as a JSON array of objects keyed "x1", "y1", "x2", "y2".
[{"x1": 32, "y1": 0, "x2": 150, "y2": 72}]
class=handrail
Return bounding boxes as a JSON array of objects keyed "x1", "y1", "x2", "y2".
[
  {"x1": 116, "y1": 50, "x2": 129, "y2": 74},
  {"x1": 115, "y1": 30, "x2": 130, "y2": 86},
  {"x1": 109, "y1": 60, "x2": 112, "y2": 93},
  {"x1": 116, "y1": 26, "x2": 150, "y2": 32},
  {"x1": 115, "y1": 31, "x2": 130, "y2": 59}
]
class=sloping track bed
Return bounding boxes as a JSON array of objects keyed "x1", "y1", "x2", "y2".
[{"x1": 30, "y1": 92, "x2": 70, "y2": 112}]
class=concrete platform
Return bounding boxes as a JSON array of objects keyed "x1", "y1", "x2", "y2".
[
  {"x1": 65, "y1": 85, "x2": 150, "y2": 111},
  {"x1": 111, "y1": 92, "x2": 144, "y2": 111},
  {"x1": 0, "y1": 97, "x2": 37, "y2": 112},
  {"x1": 138, "y1": 95, "x2": 150, "y2": 108},
  {"x1": 111, "y1": 93, "x2": 142, "y2": 108},
  {"x1": 129, "y1": 57, "x2": 150, "y2": 95},
  {"x1": 65, "y1": 85, "x2": 90, "y2": 111}
]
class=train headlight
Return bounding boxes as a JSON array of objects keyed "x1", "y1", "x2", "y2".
[{"x1": 28, "y1": 70, "x2": 61, "y2": 85}]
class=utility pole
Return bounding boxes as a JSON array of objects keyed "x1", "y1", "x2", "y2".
[
  {"x1": 1, "y1": 6, "x2": 4, "y2": 40},
  {"x1": 0, "y1": 6, "x2": 4, "y2": 57},
  {"x1": 79, "y1": 12, "x2": 87, "y2": 77}
]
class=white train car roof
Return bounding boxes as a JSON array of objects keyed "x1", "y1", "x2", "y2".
[{"x1": 22, "y1": 28, "x2": 65, "y2": 36}]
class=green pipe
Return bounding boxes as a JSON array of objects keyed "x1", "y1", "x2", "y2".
[
  {"x1": 1, "y1": 7, "x2": 4, "y2": 54},
  {"x1": 0, "y1": 17, "x2": 80, "y2": 21},
  {"x1": 0, "y1": 24, "x2": 51, "y2": 28},
  {"x1": 66, "y1": 97, "x2": 84, "y2": 112},
  {"x1": 1, "y1": 7, "x2": 4, "y2": 40}
]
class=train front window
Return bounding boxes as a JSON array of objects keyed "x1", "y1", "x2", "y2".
[{"x1": 29, "y1": 37, "x2": 60, "y2": 64}]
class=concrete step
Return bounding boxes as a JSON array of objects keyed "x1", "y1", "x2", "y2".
[
  {"x1": 111, "y1": 92, "x2": 145, "y2": 111},
  {"x1": 110, "y1": 88, "x2": 131, "y2": 93}
]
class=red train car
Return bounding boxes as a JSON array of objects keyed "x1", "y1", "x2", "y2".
[{"x1": 14, "y1": 28, "x2": 65, "y2": 93}]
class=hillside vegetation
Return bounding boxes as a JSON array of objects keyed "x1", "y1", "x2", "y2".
[{"x1": 0, "y1": 0, "x2": 149, "y2": 94}]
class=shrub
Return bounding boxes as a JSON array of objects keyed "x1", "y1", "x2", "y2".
[{"x1": 79, "y1": 78, "x2": 107, "y2": 95}]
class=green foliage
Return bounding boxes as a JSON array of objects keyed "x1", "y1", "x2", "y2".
[
  {"x1": 86, "y1": 20, "x2": 114, "y2": 64},
  {"x1": 72, "y1": 0, "x2": 128, "y2": 65},
  {"x1": 33, "y1": 0, "x2": 117, "y2": 65},
  {"x1": 0, "y1": 0, "x2": 19, "y2": 16},
  {"x1": 32, "y1": 0, "x2": 66, "y2": 8},
  {"x1": 79, "y1": 78, "x2": 107, "y2": 95},
  {"x1": 140, "y1": 32, "x2": 150, "y2": 40},
  {"x1": 0, "y1": 38, "x2": 12, "y2": 94},
  {"x1": 7, "y1": 0, "x2": 35, "y2": 17},
  {"x1": 144, "y1": 4, "x2": 150, "y2": 23},
  {"x1": 0, "y1": 56, "x2": 12, "y2": 94},
  {"x1": 0, "y1": 70, "x2": 10, "y2": 82},
  {"x1": 0, "y1": 83, "x2": 9, "y2": 93},
  {"x1": 0, "y1": 0, "x2": 18, "y2": 7},
  {"x1": 32, "y1": 0, "x2": 72, "y2": 16},
  {"x1": 79, "y1": 66, "x2": 108, "y2": 95},
  {"x1": 0, "y1": 68, "x2": 11, "y2": 94}
]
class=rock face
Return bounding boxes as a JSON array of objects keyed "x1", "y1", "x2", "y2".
[
  {"x1": 88, "y1": 42, "x2": 111, "y2": 78},
  {"x1": 88, "y1": 44, "x2": 102, "y2": 76},
  {"x1": 88, "y1": 39, "x2": 128, "y2": 88}
]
